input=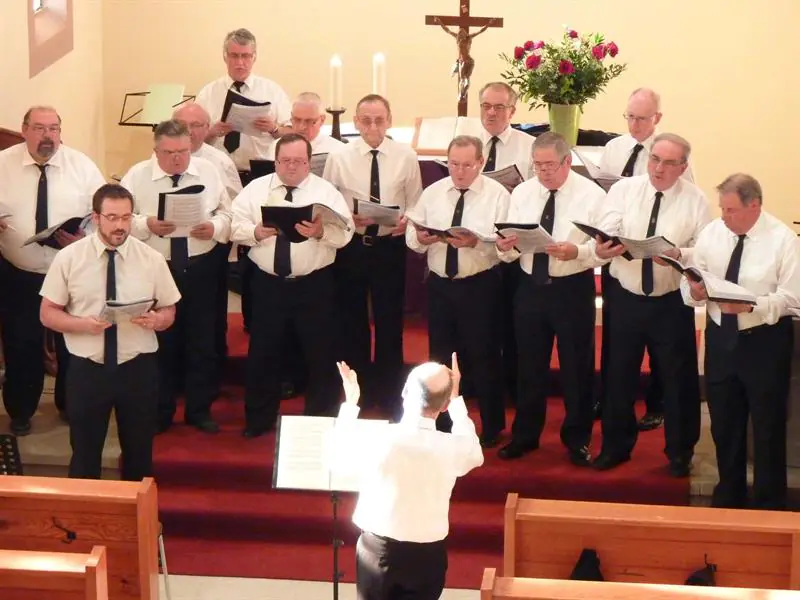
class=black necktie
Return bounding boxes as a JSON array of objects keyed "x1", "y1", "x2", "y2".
[
  {"x1": 223, "y1": 81, "x2": 245, "y2": 154},
  {"x1": 484, "y1": 136, "x2": 499, "y2": 172},
  {"x1": 641, "y1": 191, "x2": 663, "y2": 295},
  {"x1": 274, "y1": 186, "x2": 296, "y2": 277},
  {"x1": 35, "y1": 164, "x2": 48, "y2": 233},
  {"x1": 169, "y1": 174, "x2": 189, "y2": 272},
  {"x1": 365, "y1": 149, "x2": 381, "y2": 238},
  {"x1": 445, "y1": 189, "x2": 467, "y2": 279},
  {"x1": 532, "y1": 190, "x2": 556, "y2": 284},
  {"x1": 720, "y1": 235, "x2": 747, "y2": 350},
  {"x1": 105, "y1": 249, "x2": 118, "y2": 370},
  {"x1": 621, "y1": 143, "x2": 644, "y2": 177}
]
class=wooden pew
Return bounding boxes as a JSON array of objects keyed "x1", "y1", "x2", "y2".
[
  {"x1": 0, "y1": 126, "x2": 23, "y2": 149},
  {"x1": 504, "y1": 493, "x2": 800, "y2": 589},
  {"x1": 0, "y1": 476, "x2": 159, "y2": 600},
  {"x1": 480, "y1": 567, "x2": 800, "y2": 600},
  {"x1": 0, "y1": 545, "x2": 109, "y2": 600}
]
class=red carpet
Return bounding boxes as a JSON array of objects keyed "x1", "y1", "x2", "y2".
[{"x1": 153, "y1": 313, "x2": 689, "y2": 589}]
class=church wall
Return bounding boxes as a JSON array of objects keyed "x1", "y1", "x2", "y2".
[
  {"x1": 0, "y1": 0, "x2": 105, "y2": 172},
  {"x1": 101, "y1": 0, "x2": 800, "y2": 224}
]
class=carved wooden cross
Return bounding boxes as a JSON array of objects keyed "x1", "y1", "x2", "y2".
[{"x1": 425, "y1": 1, "x2": 504, "y2": 116}]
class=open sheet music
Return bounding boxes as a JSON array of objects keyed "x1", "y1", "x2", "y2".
[
  {"x1": 407, "y1": 218, "x2": 496, "y2": 243},
  {"x1": 310, "y1": 153, "x2": 329, "y2": 177},
  {"x1": 571, "y1": 221, "x2": 674, "y2": 260},
  {"x1": 221, "y1": 90, "x2": 272, "y2": 137},
  {"x1": 273, "y1": 415, "x2": 389, "y2": 492},
  {"x1": 158, "y1": 184, "x2": 206, "y2": 238},
  {"x1": 99, "y1": 298, "x2": 156, "y2": 324},
  {"x1": 572, "y1": 149, "x2": 622, "y2": 192},
  {"x1": 658, "y1": 256, "x2": 757, "y2": 305},
  {"x1": 261, "y1": 203, "x2": 350, "y2": 243},
  {"x1": 495, "y1": 222, "x2": 554, "y2": 254},
  {"x1": 355, "y1": 199, "x2": 401, "y2": 227},
  {"x1": 484, "y1": 164, "x2": 525, "y2": 193},
  {"x1": 23, "y1": 214, "x2": 92, "y2": 248},
  {"x1": 412, "y1": 116, "x2": 483, "y2": 155}
]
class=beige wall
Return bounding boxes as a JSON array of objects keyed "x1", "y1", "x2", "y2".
[
  {"x1": 0, "y1": 0, "x2": 105, "y2": 171},
  {"x1": 102, "y1": 0, "x2": 799, "y2": 223}
]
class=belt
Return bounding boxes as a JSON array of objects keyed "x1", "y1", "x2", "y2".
[{"x1": 355, "y1": 233, "x2": 396, "y2": 247}]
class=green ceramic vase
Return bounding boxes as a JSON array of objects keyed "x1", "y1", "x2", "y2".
[{"x1": 548, "y1": 103, "x2": 580, "y2": 146}]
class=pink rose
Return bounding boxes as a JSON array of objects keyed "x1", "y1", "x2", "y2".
[
  {"x1": 559, "y1": 59, "x2": 575, "y2": 74},
  {"x1": 591, "y1": 44, "x2": 607, "y2": 60},
  {"x1": 607, "y1": 42, "x2": 619, "y2": 57},
  {"x1": 525, "y1": 54, "x2": 542, "y2": 70},
  {"x1": 568, "y1": 30, "x2": 579, "y2": 38},
  {"x1": 523, "y1": 40, "x2": 534, "y2": 51},
  {"x1": 534, "y1": 41, "x2": 545, "y2": 49},
  {"x1": 513, "y1": 46, "x2": 525, "y2": 60}
]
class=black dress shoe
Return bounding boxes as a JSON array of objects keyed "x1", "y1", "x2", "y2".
[
  {"x1": 669, "y1": 456, "x2": 692, "y2": 478},
  {"x1": 568, "y1": 445, "x2": 592, "y2": 467},
  {"x1": 592, "y1": 400, "x2": 603, "y2": 421},
  {"x1": 498, "y1": 440, "x2": 539, "y2": 460},
  {"x1": 637, "y1": 412, "x2": 664, "y2": 431},
  {"x1": 10, "y1": 418, "x2": 31, "y2": 437},
  {"x1": 480, "y1": 433, "x2": 502, "y2": 449},
  {"x1": 187, "y1": 417, "x2": 220, "y2": 434},
  {"x1": 591, "y1": 452, "x2": 630, "y2": 471}
]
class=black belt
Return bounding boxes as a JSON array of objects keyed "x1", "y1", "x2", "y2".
[{"x1": 355, "y1": 233, "x2": 398, "y2": 247}]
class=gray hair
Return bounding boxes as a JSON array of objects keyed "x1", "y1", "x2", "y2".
[
  {"x1": 23, "y1": 105, "x2": 61, "y2": 126},
  {"x1": 293, "y1": 92, "x2": 324, "y2": 114},
  {"x1": 356, "y1": 94, "x2": 392, "y2": 118},
  {"x1": 478, "y1": 82, "x2": 518, "y2": 106},
  {"x1": 447, "y1": 135, "x2": 483, "y2": 160},
  {"x1": 716, "y1": 173, "x2": 763, "y2": 206},
  {"x1": 533, "y1": 131, "x2": 570, "y2": 161},
  {"x1": 153, "y1": 119, "x2": 190, "y2": 142},
  {"x1": 653, "y1": 132, "x2": 691, "y2": 163},
  {"x1": 223, "y1": 28, "x2": 257, "y2": 53},
  {"x1": 629, "y1": 87, "x2": 661, "y2": 112}
]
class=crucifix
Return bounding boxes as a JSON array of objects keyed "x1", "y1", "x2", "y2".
[{"x1": 425, "y1": 1, "x2": 504, "y2": 116}]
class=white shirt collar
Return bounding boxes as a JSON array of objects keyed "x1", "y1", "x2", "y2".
[
  {"x1": 225, "y1": 74, "x2": 255, "y2": 89},
  {"x1": 353, "y1": 136, "x2": 387, "y2": 156},
  {"x1": 482, "y1": 125, "x2": 513, "y2": 145},
  {"x1": 21, "y1": 145, "x2": 64, "y2": 169},
  {"x1": 448, "y1": 174, "x2": 485, "y2": 194},
  {"x1": 150, "y1": 156, "x2": 200, "y2": 182},
  {"x1": 269, "y1": 172, "x2": 311, "y2": 192},
  {"x1": 90, "y1": 231, "x2": 131, "y2": 260}
]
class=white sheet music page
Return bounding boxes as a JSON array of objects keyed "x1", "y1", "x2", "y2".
[
  {"x1": 497, "y1": 226, "x2": 554, "y2": 254},
  {"x1": 162, "y1": 191, "x2": 205, "y2": 238},
  {"x1": 327, "y1": 418, "x2": 391, "y2": 493},
  {"x1": 617, "y1": 235, "x2": 675, "y2": 259},
  {"x1": 273, "y1": 416, "x2": 334, "y2": 491},
  {"x1": 355, "y1": 199, "x2": 400, "y2": 226},
  {"x1": 225, "y1": 103, "x2": 273, "y2": 137}
]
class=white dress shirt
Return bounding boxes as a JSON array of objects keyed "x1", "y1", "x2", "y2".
[
  {"x1": 0, "y1": 143, "x2": 106, "y2": 273},
  {"x1": 195, "y1": 74, "x2": 292, "y2": 170},
  {"x1": 598, "y1": 174, "x2": 711, "y2": 297},
  {"x1": 230, "y1": 173, "x2": 354, "y2": 277},
  {"x1": 481, "y1": 126, "x2": 535, "y2": 180},
  {"x1": 599, "y1": 132, "x2": 696, "y2": 182},
  {"x1": 40, "y1": 233, "x2": 182, "y2": 364},
  {"x1": 323, "y1": 136, "x2": 423, "y2": 236},
  {"x1": 265, "y1": 134, "x2": 345, "y2": 160},
  {"x1": 406, "y1": 176, "x2": 510, "y2": 279},
  {"x1": 193, "y1": 143, "x2": 243, "y2": 200},
  {"x1": 681, "y1": 212, "x2": 800, "y2": 329},
  {"x1": 500, "y1": 171, "x2": 607, "y2": 277},
  {"x1": 121, "y1": 156, "x2": 232, "y2": 259},
  {"x1": 334, "y1": 396, "x2": 483, "y2": 543}
]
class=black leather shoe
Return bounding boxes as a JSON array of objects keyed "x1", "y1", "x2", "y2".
[
  {"x1": 592, "y1": 400, "x2": 603, "y2": 421},
  {"x1": 591, "y1": 452, "x2": 630, "y2": 471},
  {"x1": 568, "y1": 445, "x2": 592, "y2": 467},
  {"x1": 637, "y1": 412, "x2": 664, "y2": 431},
  {"x1": 10, "y1": 418, "x2": 31, "y2": 437},
  {"x1": 187, "y1": 417, "x2": 220, "y2": 434},
  {"x1": 242, "y1": 426, "x2": 268, "y2": 439},
  {"x1": 480, "y1": 432, "x2": 502, "y2": 449},
  {"x1": 498, "y1": 440, "x2": 539, "y2": 460},
  {"x1": 669, "y1": 456, "x2": 692, "y2": 478}
]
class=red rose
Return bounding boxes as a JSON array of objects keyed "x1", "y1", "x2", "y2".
[
  {"x1": 568, "y1": 30, "x2": 579, "y2": 38},
  {"x1": 525, "y1": 54, "x2": 542, "y2": 70},
  {"x1": 513, "y1": 46, "x2": 525, "y2": 60},
  {"x1": 559, "y1": 59, "x2": 575, "y2": 74},
  {"x1": 607, "y1": 42, "x2": 619, "y2": 57},
  {"x1": 534, "y1": 41, "x2": 545, "y2": 49},
  {"x1": 591, "y1": 44, "x2": 606, "y2": 60},
  {"x1": 523, "y1": 40, "x2": 534, "y2": 51}
]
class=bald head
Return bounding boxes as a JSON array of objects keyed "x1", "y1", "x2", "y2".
[
  {"x1": 402, "y1": 362, "x2": 453, "y2": 416},
  {"x1": 625, "y1": 88, "x2": 662, "y2": 142},
  {"x1": 291, "y1": 92, "x2": 326, "y2": 142},
  {"x1": 173, "y1": 102, "x2": 210, "y2": 152}
]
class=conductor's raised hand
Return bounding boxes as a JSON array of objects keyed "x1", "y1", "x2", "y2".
[
  {"x1": 337, "y1": 361, "x2": 361, "y2": 405},
  {"x1": 450, "y1": 352, "x2": 461, "y2": 399},
  {"x1": 594, "y1": 236, "x2": 627, "y2": 260}
]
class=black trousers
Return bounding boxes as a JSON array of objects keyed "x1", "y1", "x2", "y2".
[
  {"x1": 705, "y1": 317, "x2": 793, "y2": 510},
  {"x1": 334, "y1": 234, "x2": 406, "y2": 415},
  {"x1": 600, "y1": 285, "x2": 700, "y2": 461},
  {"x1": 356, "y1": 531, "x2": 447, "y2": 600},
  {"x1": 0, "y1": 259, "x2": 69, "y2": 419},
  {"x1": 214, "y1": 242, "x2": 232, "y2": 374},
  {"x1": 512, "y1": 269, "x2": 596, "y2": 449},
  {"x1": 501, "y1": 260, "x2": 520, "y2": 403},
  {"x1": 596, "y1": 266, "x2": 663, "y2": 415},
  {"x1": 244, "y1": 267, "x2": 339, "y2": 430},
  {"x1": 67, "y1": 353, "x2": 158, "y2": 481},
  {"x1": 428, "y1": 268, "x2": 504, "y2": 438},
  {"x1": 156, "y1": 252, "x2": 220, "y2": 425}
]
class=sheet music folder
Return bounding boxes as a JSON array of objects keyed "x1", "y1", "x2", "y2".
[{"x1": 272, "y1": 415, "x2": 389, "y2": 493}]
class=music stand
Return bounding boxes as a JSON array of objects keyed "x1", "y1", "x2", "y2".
[
  {"x1": 0, "y1": 434, "x2": 23, "y2": 475},
  {"x1": 119, "y1": 83, "x2": 195, "y2": 131}
]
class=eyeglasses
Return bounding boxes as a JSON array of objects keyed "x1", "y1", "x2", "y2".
[
  {"x1": 99, "y1": 213, "x2": 133, "y2": 223},
  {"x1": 480, "y1": 103, "x2": 511, "y2": 112},
  {"x1": 157, "y1": 148, "x2": 190, "y2": 157},
  {"x1": 226, "y1": 52, "x2": 255, "y2": 61},
  {"x1": 277, "y1": 158, "x2": 309, "y2": 167},
  {"x1": 290, "y1": 116, "x2": 321, "y2": 128},
  {"x1": 622, "y1": 113, "x2": 655, "y2": 123},
  {"x1": 30, "y1": 125, "x2": 61, "y2": 134},
  {"x1": 532, "y1": 158, "x2": 565, "y2": 172},
  {"x1": 649, "y1": 154, "x2": 685, "y2": 168},
  {"x1": 357, "y1": 117, "x2": 388, "y2": 128},
  {"x1": 447, "y1": 162, "x2": 479, "y2": 171}
]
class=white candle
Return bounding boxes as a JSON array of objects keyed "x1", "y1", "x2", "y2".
[
  {"x1": 372, "y1": 53, "x2": 387, "y2": 97},
  {"x1": 329, "y1": 55, "x2": 343, "y2": 110}
]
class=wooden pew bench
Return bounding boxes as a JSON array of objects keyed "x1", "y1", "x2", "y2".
[
  {"x1": 480, "y1": 567, "x2": 800, "y2": 600},
  {"x1": 0, "y1": 545, "x2": 108, "y2": 600},
  {"x1": 0, "y1": 476, "x2": 159, "y2": 600},
  {"x1": 504, "y1": 493, "x2": 800, "y2": 589}
]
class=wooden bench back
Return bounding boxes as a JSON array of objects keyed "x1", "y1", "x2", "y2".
[
  {"x1": 481, "y1": 568, "x2": 800, "y2": 600},
  {"x1": 504, "y1": 493, "x2": 800, "y2": 589},
  {"x1": 0, "y1": 545, "x2": 108, "y2": 600},
  {"x1": 0, "y1": 476, "x2": 159, "y2": 600},
  {"x1": 0, "y1": 127, "x2": 23, "y2": 151}
]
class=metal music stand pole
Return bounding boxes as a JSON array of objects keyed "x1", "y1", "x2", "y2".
[{"x1": 331, "y1": 491, "x2": 344, "y2": 600}]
